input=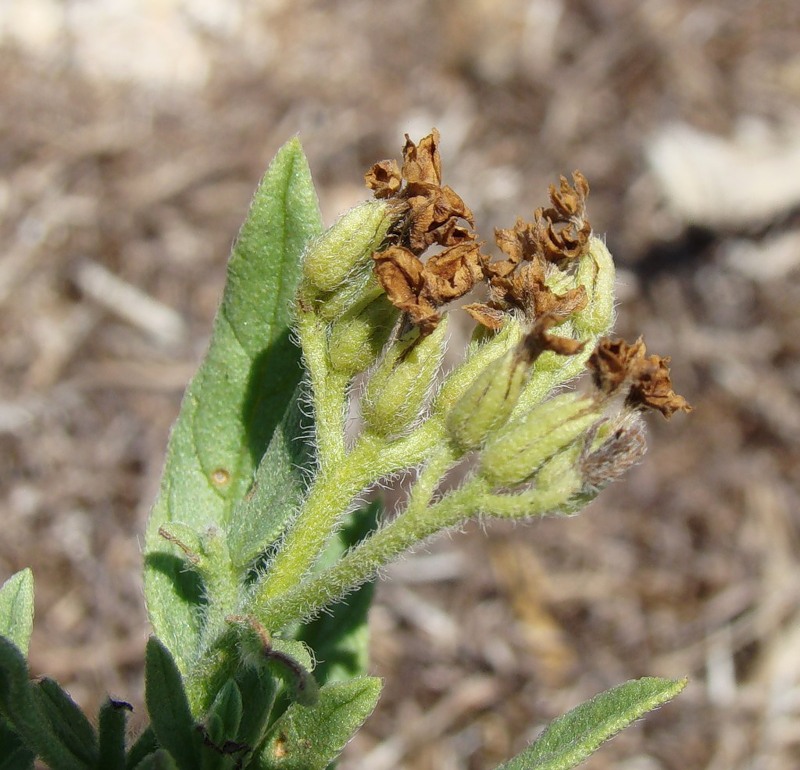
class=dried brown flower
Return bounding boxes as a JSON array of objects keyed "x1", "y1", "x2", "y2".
[
  {"x1": 374, "y1": 242, "x2": 484, "y2": 335},
  {"x1": 587, "y1": 337, "x2": 693, "y2": 418},
  {"x1": 367, "y1": 136, "x2": 592, "y2": 345},
  {"x1": 367, "y1": 129, "x2": 482, "y2": 333}
]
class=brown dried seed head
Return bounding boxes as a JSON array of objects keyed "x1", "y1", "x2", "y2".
[{"x1": 587, "y1": 337, "x2": 693, "y2": 419}]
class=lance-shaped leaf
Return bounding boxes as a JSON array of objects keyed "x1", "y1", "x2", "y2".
[
  {"x1": 145, "y1": 637, "x2": 202, "y2": 770},
  {"x1": 496, "y1": 677, "x2": 687, "y2": 770},
  {"x1": 33, "y1": 678, "x2": 98, "y2": 767},
  {"x1": 0, "y1": 569, "x2": 34, "y2": 657},
  {"x1": 98, "y1": 698, "x2": 133, "y2": 770},
  {"x1": 144, "y1": 138, "x2": 323, "y2": 671},
  {"x1": 227, "y1": 386, "x2": 313, "y2": 570},
  {"x1": 256, "y1": 677, "x2": 382, "y2": 770},
  {"x1": 0, "y1": 637, "x2": 87, "y2": 770},
  {"x1": 0, "y1": 716, "x2": 34, "y2": 770}
]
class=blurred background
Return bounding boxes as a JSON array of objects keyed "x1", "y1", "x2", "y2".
[{"x1": 2, "y1": 1, "x2": 800, "y2": 768}]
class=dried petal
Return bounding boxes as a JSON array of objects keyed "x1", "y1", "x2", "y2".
[
  {"x1": 373, "y1": 245, "x2": 442, "y2": 334},
  {"x1": 627, "y1": 354, "x2": 693, "y2": 418},
  {"x1": 520, "y1": 314, "x2": 586, "y2": 363},
  {"x1": 402, "y1": 129, "x2": 442, "y2": 186},
  {"x1": 365, "y1": 159, "x2": 402, "y2": 198},
  {"x1": 587, "y1": 337, "x2": 693, "y2": 418},
  {"x1": 463, "y1": 303, "x2": 507, "y2": 330},
  {"x1": 587, "y1": 337, "x2": 646, "y2": 394},
  {"x1": 424, "y1": 242, "x2": 484, "y2": 303}
]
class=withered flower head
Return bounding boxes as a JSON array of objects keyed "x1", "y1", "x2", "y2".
[
  {"x1": 580, "y1": 413, "x2": 648, "y2": 491},
  {"x1": 587, "y1": 337, "x2": 693, "y2": 418},
  {"x1": 534, "y1": 171, "x2": 591, "y2": 263},
  {"x1": 366, "y1": 130, "x2": 482, "y2": 335}
]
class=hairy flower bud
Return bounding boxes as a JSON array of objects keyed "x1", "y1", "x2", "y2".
[
  {"x1": 327, "y1": 294, "x2": 399, "y2": 376},
  {"x1": 301, "y1": 200, "x2": 396, "y2": 295},
  {"x1": 445, "y1": 347, "x2": 529, "y2": 453},
  {"x1": 361, "y1": 318, "x2": 448, "y2": 437},
  {"x1": 573, "y1": 236, "x2": 616, "y2": 337},
  {"x1": 480, "y1": 393, "x2": 602, "y2": 487}
]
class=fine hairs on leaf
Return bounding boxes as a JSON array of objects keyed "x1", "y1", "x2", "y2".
[{"x1": 0, "y1": 131, "x2": 692, "y2": 770}]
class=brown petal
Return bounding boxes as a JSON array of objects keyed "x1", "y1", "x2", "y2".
[
  {"x1": 587, "y1": 337, "x2": 693, "y2": 418},
  {"x1": 424, "y1": 242, "x2": 484, "y2": 303},
  {"x1": 519, "y1": 313, "x2": 585, "y2": 363},
  {"x1": 627, "y1": 354, "x2": 693, "y2": 418},
  {"x1": 402, "y1": 129, "x2": 442, "y2": 186},
  {"x1": 587, "y1": 337, "x2": 647, "y2": 394},
  {"x1": 365, "y1": 159, "x2": 402, "y2": 199},
  {"x1": 463, "y1": 303, "x2": 507, "y2": 330}
]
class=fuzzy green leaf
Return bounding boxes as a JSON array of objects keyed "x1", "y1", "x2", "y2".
[
  {"x1": 496, "y1": 677, "x2": 687, "y2": 770},
  {"x1": 256, "y1": 677, "x2": 382, "y2": 770},
  {"x1": 33, "y1": 678, "x2": 98, "y2": 767},
  {"x1": 144, "y1": 137, "x2": 323, "y2": 672},
  {"x1": 125, "y1": 727, "x2": 158, "y2": 770},
  {"x1": 0, "y1": 716, "x2": 34, "y2": 770},
  {"x1": 98, "y1": 698, "x2": 133, "y2": 770},
  {"x1": 145, "y1": 638, "x2": 202, "y2": 770},
  {"x1": 0, "y1": 637, "x2": 87, "y2": 770},
  {"x1": 227, "y1": 386, "x2": 313, "y2": 570},
  {"x1": 296, "y1": 502, "x2": 380, "y2": 685},
  {"x1": 0, "y1": 570, "x2": 34, "y2": 657},
  {"x1": 232, "y1": 668, "x2": 278, "y2": 757},
  {"x1": 199, "y1": 680, "x2": 244, "y2": 770},
  {"x1": 132, "y1": 749, "x2": 179, "y2": 770}
]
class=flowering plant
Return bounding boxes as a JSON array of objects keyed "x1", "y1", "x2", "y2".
[{"x1": 0, "y1": 131, "x2": 689, "y2": 769}]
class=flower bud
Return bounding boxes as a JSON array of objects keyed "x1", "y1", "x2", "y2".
[
  {"x1": 328, "y1": 294, "x2": 399, "y2": 376},
  {"x1": 301, "y1": 200, "x2": 396, "y2": 295},
  {"x1": 361, "y1": 318, "x2": 448, "y2": 437},
  {"x1": 573, "y1": 236, "x2": 615, "y2": 337},
  {"x1": 445, "y1": 347, "x2": 529, "y2": 453},
  {"x1": 480, "y1": 392, "x2": 601, "y2": 487}
]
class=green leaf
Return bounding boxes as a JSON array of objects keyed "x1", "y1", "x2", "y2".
[
  {"x1": 98, "y1": 698, "x2": 133, "y2": 770},
  {"x1": 144, "y1": 137, "x2": 323, "y2": 673},
  {"x1": 0, "y1": 716, "x2": 34, "y2": 770},
  {"x1": 496, "y1": 677, "x2": 688, "y2": 770},
  {"x1": 296, "y1": 502, "x2": 380, "y2": 685},
  {"x1": 232, "y1": 668, "x2": 277, "y2": 757},
  {"x1": 0, "y1": 637, "x2": 88, "y2": 770},
  {"x1": 126, "y1": 727, "x2": 158, "y2": 770},
  {"x1": 132, "y1": 749, "x2": 179, "y2": 770},
  {"x1": 145, "y1": 638, "x2": 202, "y2": 770},
  {"x1": 199, "y1": 680, "x2": 244, "y2": 770},
  {"x1": 227, "y1": 386, "x2": 313, "y2": 570},
  {"x1": 33, "y1": 677, "x2": 98, "y2": 767},
  {"x1": 256, "y1": 677, "x2": 382, "y2": 770},
  {"x1": 0, "y1": 570, "x2": 34, "y2": 656}
]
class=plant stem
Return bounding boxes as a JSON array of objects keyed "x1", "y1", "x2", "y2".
[{"x1": 257, "y1": 473, "x2": 578, "y2": 632}]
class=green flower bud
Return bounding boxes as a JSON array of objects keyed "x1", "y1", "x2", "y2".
[
  {"x1": 361, "y1": 318, "x2": 448, "y2": 437},
  {"x1": 573, "y1": 236, "x2": 615, "y2": 337},
  {"x1": 435, "y1": 319, "x2": 523, "y2": 416},
  {"x1": 314, "y1": 271, "x2": 383, "y2": 322},
  {"x1": 328, "y1": 294, "x2": 399, "y2": 376},
  {"x1": 445, "y1": 347, "x2": 529, "y2": 453},
  {"x1": 301, "y1": 199, "x2": 396, "y2": 295},
  {"x1": 480, "y1": 392, "x2": 601, "y2": 487}
]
